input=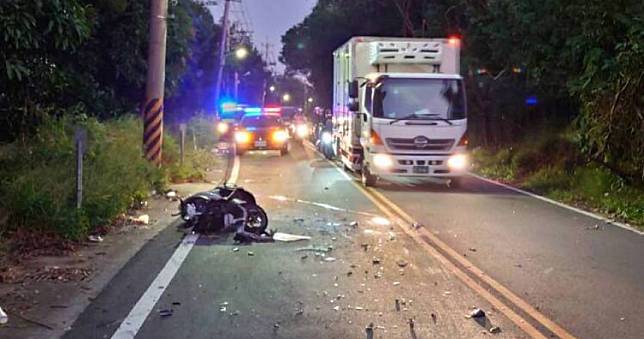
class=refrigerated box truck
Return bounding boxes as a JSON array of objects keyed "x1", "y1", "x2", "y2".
[{"x1": 332, "y1": 36, "x2": 469, "y2": 186}]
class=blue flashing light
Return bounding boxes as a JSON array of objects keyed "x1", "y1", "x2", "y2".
[
  {"x1": 220, "y1": 100, "x2": 237, "y2": 112},
  {"x1": 243, "y1": 107, "x2": 262, "y2": 114},
  {"x1": 246, "y1": 127, "x2": 257, "y2": 131},
  {"x1": 525, "y1": 95, "x2": 538, "y2": 106}
]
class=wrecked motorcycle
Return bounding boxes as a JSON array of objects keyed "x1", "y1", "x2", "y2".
[{"x1": 178, "y1": 185, "x2": 273, "y2": 242}]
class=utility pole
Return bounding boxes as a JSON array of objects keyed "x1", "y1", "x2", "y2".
[
  {"x1": 214, "y1": 0, "x2": 232, "y2": 115},
  {"x1": 142, "y1": 0, "x2": 168, "y2": 165}
]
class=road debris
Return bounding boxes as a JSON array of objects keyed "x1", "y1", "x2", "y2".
[
  {"x1": 333, "y1": 305, "x2": 340, "y2": 311},
  {"x1": 468, "y1": 247, "x2": 477, "y2": 252},
  {"x1": 159, "y1": 309, "x2": 173, "y2": 317},
  {"x1": 586, "y1": 224, "x2": 601, "y2": 231},
  {"x1": 468, "y1": 308, "x2": 486, "y2": 318},
  {"x1": 295, "y1": 246, "x2": 332, "y2": 253},
  {"x1": 273, "y1": 232, "x2": 311, "y2": 242},
  {"x1": 372, "y1": 257, "x2": 381, "y2": 265},
  {"x1": 393, "y1": 281, "x2": 401, "y2": 286},
  {"x1": 301, "y1": 255, "x2": 308, "y2": 260},
  {"x1": 87, "y1": 234, "x2": 103, "y2": 243},
  {"x1": 365, "y1": 322, "x2": 375, "y2": 338},
  {"x1": 395, "y1": 299, "x2": 400, "y2": 311},
  {"x1": 431, "y1": 313, "x2": 437, "y2": 323},
  {"x1": 361, "y1": 243, "x2": 369, "y2": 251},
  {"x1": 166, "y1": 190, "x2": 177, "y2": 199},
  {"x1": 129, "y1": 214, "x2": 150, "y2": 225},
  {"x1": 489, "y1": 326, "x2": 501, "y2": 334},
  {"x1": 396, "y1": 259, "x2": 408, "y2": 267},
  {"x1": 0, "y1": 306, "x2": 7, "y2": 325},
  {"x1": 411, "y1": 222, "x2": 423, "y2": 229},
  {"x1": 324, "y1": 257, "x2": 337, "y2": 262},
  {"x1": 247, "y1": 251, "x2": 255, "y2": 256},
  {"x1": 350, "y1": 221, "x2": 359, "y2": 228},
  {"x1": 408, "y1": 318, "x2": 415, "y2": 330},
  {"x1": 232, "y1": 247, "x2": 239, "y2": 252}
]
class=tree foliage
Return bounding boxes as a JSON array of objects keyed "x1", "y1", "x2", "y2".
[{"x1": 281, "y1": 0, "x2": 644, "y2": 182}]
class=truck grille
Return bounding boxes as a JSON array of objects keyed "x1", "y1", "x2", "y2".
[{"x1": 386, "y1": 137, "x2": 454, "y2": 151}]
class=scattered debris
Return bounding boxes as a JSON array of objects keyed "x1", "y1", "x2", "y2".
[
  {"x1": 166, "y1": 190, "x2": 177, "y2": 199},
  {"x1": 586, "y1": 224, "x2": 601, "y2": 231},
  {"x1": 49, "y1": 305, "x2": 68, "y2": 309},
  {"x1": 396, "y1": 259, "x2": 408, "y2": 268},
  {"x1": 350, "y1": 221, "x2": 359, "y2": 228},
  {"x1": 395, "y1": 299, "x2": 401, "y2": 311},
  {"x1": 393, "y1": 281, "x2": 401, "y2": 286},
  {"x1": 159, "y1": 309, "x2": 173, "y2": 317},
  {"x1": 293, "y1": 218, "x2": 305, "y2": 223},
  {"x1": 172, "y1": 302, "x2": 181, "y2": 306},
  {"x1": 408, "y1": 318, "x2": 415, "y2": 330},
  {"x1": 411, "y1": 222, "x2": 423, "y2": 229},
  {"x1": 489, "y1": 326, "x2": 501, "y2": 334},
  {"x1": 273, "y1": 232, "x2": 311, "y2": 242},
  {"x1": 361, "y1": 243, "x2": 369, "y2": 251},
  {"x1": 232, "y1": 247, "x2": 239, "y2": 252},
  {"x1": 301, "y1": 255, "x2": 308, "y2": 260},
  {"x1": 0, "y1": 306, "x2": 7, "y2": 325},
  {"x1": 468, "y1": 308, "x2": 486, "y2": 318},
  {"x1": 333, "y1": 306, "x2": 340, "y2": 311},
  {"x1": 431, "y1": 313, "x2": 437, "y2": 323},
  {"x1": 273, "y1": 323, "x2": 280, "y2": 329},
  {"x1": 443, "y1": 291, "x2": 451, "y2": 296},
  {"x1": 247, "y1": 251, "x2": 255, "y2": 256},
  {"x1": 129, "y1": 214, "x2": 150, "y2": 225},
  {"x1": 355, "y1": 306, "x2": 364, "y2": 311},
  {"x1": 219, "y1": 306, "x2": 227, "y2": 312},
  {"x1": 87, "y1": 235, "x2": 103, "y2": 243},
  {"x1": 372, "y1": 257, "x2": 381, "y2": 265},
  {"x1": 324, "y1": 257, "x2": 337, "y2": 262},
  {"x1": 296, "y1": 246, "x2": 332, "y2": 253},
  {"x1": 468, "y1": 248, "x2": 477, "y2": 252}
]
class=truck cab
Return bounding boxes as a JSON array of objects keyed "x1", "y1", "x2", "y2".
[{"x1": 332, "y1": 37, "x2": 469, "y2": 186}]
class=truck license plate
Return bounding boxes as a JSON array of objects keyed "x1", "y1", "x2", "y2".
[
  {"x1": 255, "y1": 140, "x2": 267, "y2": 148},
  {"x1": 413, "y1": 166, "x2": 429, "y2": 174}
]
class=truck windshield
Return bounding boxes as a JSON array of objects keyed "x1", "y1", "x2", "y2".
[{"x1": 372, "y1": 78, "x2": 466, "y2": 120}]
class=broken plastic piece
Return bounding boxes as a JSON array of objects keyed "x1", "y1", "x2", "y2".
[
  {"x1": 0, "y1": 306, "x2": 7, "y2": 324},
  {"x1": 88, "y1": 235, "x2": 103, "y2": 243},
  {"x1": 273, "y1": 232, "x2": 311, "y2": 242},
  {"x1": 324, "y1": 257, "x2": 337, "y2": 262},
  {"x1": 159, "y1": 309, "x2": 173, "y2": 317},
  {"x1": 469, "y1": 308, "x2": 486, "y2": 318},
  {"x1": 489, "y1": 326, "x2": 501, "y2": 334}
]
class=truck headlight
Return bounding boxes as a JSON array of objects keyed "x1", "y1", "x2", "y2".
[
  {"x1": 321, "y1": 131, "x2": 333, "y2": 144},
  {"x1": 296, "y1": 124, "x2": 309, "y2": 138},
  {"x1": 234, "y1": 131, "x2": 251, "y2": 143},
  {"x1": 272, "y1": 130, "x2": 289, "y2": 143},
  {"x1": 216, "y1": 121, "x2": 229, "y2": 134},
  {"x1": 447, "y1": 154, "x2": 468, "y2": 170},
  {"x1": 373, "y1": 154, "x2": 393, "y2": 169}
]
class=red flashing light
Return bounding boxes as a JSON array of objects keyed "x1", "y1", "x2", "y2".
[{"x1": 448, "y1": 36, "x2": 461, "y2": 46}]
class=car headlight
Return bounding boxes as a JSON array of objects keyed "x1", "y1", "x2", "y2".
[
  {"x1": 373, "y1": 154, "x2": 393, "y2": 169},
  {"x1": 234, "y1": 131, "x2": 251, "y2": 143},
  {"x1": 296, "y1": 124, "x2": 309, "y2": 138},
  {"x1": 272, "y1": 130, "x2": 289, "y2": 143},
  {"x1": 321, "y1": 131, "x2": 333, "y2": 144},
  {"x1": 216, "y1": 121, "x2": 229, "y2": 134},
  {"x1": 447, "y1": 154, "x2": 468, "y2": 170}
]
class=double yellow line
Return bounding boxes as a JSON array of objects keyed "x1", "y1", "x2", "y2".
[{"x1": 304, "y1": 142, "x2": 576, "y2": 339}]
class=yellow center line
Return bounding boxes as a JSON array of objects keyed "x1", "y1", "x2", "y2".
[{"x1": 303, "y1": 141, "x2": 575, "y2": 339}]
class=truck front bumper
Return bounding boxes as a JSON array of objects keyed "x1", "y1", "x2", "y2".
[{"x1": 366, "y1": 153, "x2": 468, "y2": 178}]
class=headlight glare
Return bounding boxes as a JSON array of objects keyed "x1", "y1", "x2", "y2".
[
  {"x1": 447, "y1": 154, "x2": 468, "y2": 170},
  {"x1": 373, "y1": 154, "x2": 393, "y2": 169}
]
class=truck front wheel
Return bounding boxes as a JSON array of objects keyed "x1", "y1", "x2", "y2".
[{"x1": 361, "y1": 165, "x2": 377, "y2": 187}]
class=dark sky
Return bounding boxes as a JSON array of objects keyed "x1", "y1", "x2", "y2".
[{"x1": 209, "y1": 0, "x2": 316, "y2": 73}]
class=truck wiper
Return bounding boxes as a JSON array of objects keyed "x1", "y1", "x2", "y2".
[
  {"x1": 388, "y1": 113, "x2": 422, "y2": 125},
  {"x1": 422, "y1": 114, "x2": 453, "y2": 125}
]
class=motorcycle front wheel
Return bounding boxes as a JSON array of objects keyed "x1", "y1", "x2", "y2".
[{"x1": 244, "y1": 204, "x2": 268, "y2": 235}]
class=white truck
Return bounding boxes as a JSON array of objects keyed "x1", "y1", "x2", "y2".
[{"x1": 332, "y1": 36, "x2": 469, "y2": 187}]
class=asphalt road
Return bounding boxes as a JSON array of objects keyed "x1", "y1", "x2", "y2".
[{"x1": 64, "y1": 142, "x2": 644, "y2": 339}]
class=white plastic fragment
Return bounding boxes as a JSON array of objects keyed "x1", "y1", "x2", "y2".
[
  {"x1": 0, "y1": 306, "x2": 7, "y2": 325},
  {"x1": 273, "y1": 232, "x2": 311, "y2": 242}
]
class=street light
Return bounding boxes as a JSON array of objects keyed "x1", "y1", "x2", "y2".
[
  {"x1": 282, "y1": 93, "x2": 291, "y2": 102},
  {"x1": 269, "y1": 85, "x2": 276, "y2": 92},
  {"x1": 307, "y1": 97, "x2": 314, "y2": 103},
  {"x1": 234, "y1": 47, "x2": 248, "y2": 60}
]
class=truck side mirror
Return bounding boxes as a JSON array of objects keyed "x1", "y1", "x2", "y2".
[
  {"x1": 348, "y1": 80, "x2": 359, "y2": 99},
  {"x1": 348, "y1": 100, "x2": 359, "y2": 112}
]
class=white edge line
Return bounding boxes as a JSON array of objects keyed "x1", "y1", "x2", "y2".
[
  {"x1": 303, "y1": 141, "x2": 642, "y2": 236},
  {"x1": 112, "y1": 154, "x2": 241, "y2": 338},
  {"x1": 469, "y1": 173, "x2": 644, "y2": 236},
  {"x1": 111, "y1": 234, "x2": 198, "y2": 339}
]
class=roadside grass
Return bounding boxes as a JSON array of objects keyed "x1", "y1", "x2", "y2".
[
  {"x1": 472, "y1": 135, "x2": 644, "y2": 229},
  {"x1": 0, "y1": 114, "x2": 218, "y2": 242}
]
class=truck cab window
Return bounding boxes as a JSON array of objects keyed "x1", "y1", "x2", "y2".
[{"x1": 364, "y1": 84, "x2": 373, "y2": 113}]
